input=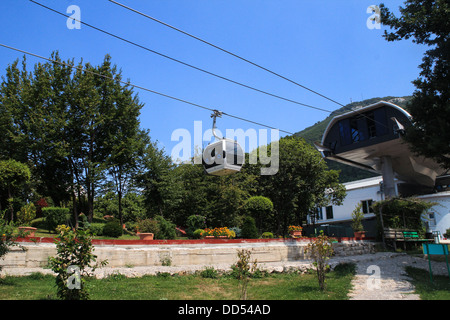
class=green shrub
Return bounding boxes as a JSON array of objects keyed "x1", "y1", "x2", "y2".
[
  {"x1": 241, "y1": 196, "x2": 273, "y2": 232},
  {"x1": 193, "y1": 229, "x2": 204, "y2": 239},
  {"x1": 261, "y1": 232, "x2": 274, "y2": 239},
  {"x1": 16, "y1": 203, "x2": 36, "y2": 226},
  {"x1": 230, "y1": 227, "x2": 242, "y2": 238},
  {"x1": 137, "y1": 219, "x2": 160, "y2": 234},
  {"x1": 155, "y1": 215, "x2": 176, "y2": 240},
  {"x1": 241, "y1": 216, "x2": 259, "y2": 239},
  {"x1": 125, "y1": 221, "x2": 138, "y2": 233},
  {"x1": 88, "y1": 223, "x2": 105, "y2": 236},
  {"x1": 102, "y1": 220, "x2": 123, "y2": 238},
  {"x1": 0, "y1": 219, "x2": 22, "y2": 270},
  {"x1": 186, "y1": 215, "x2": 206, "y2": 238},
  {"x1": 444, "y1": 228, "x2": 450, "y2": 238},
  {"x1": 42, "y1": 207, "x2": 70, "y2": 232},
  {"x1": 30, "y1": 217, "x2": 47, "y2": 229},
  {"x1": 200, "y1": 267, "x2": 219, "y2": 279},
  {"x1": 50, "y1": 225, "x2": 107, "y2": 300}
]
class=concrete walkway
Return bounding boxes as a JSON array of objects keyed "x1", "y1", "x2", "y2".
[{"x1": 340, "y1": 252, "x2": 448, "y2": 300}]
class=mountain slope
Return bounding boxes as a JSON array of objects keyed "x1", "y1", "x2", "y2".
[{"x1": 294, "y1": 96, "x2": 412, "y2": 182}]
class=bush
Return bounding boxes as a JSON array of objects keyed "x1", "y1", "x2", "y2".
[
  {"x1": 88, "y1": 223, "x2": 105, "y2": 236},
  {"x1": 241, "y1": 196, "x2": 273, "y2": 232},
  {"x1": 0, "y1": 219, "x2": 22, "y2": 271},
  {"x1": 186, "y1": 215, "x2": 206, "y2": 238},
  {"x1": 137, "y1": 219, "x2": 160, "y2": 234},
  {"x1": 200, "y1": 267, "x2": 219, "y2": 279},
  {"x1": 444, "y1": 228, "x2": 450, "y2": 238},
  {"x1": 43, "y1": 207, "x2": 70, "y2": 232},
  {"x1": 50, "y1": 225, "x2": 107, "y2": 300},
  {"x1": 16, "y1": 203, "x2": 36, "y2": 226},
  {"x1": 230, "y1": 227, "x2": 242, "y2": 238},
  {"x1": 155, "y1": 215, "x2": 176, "y2": 240},
  {"x1": 193, "y1": 229, "x2": 204, "y2": 239},
  {"x1": 102, "y1": 220, "x2": 123, "y2": 238},
  {"x1": 125, "y1": 221, "x2": 138, "y2": 233},
  {"x1": 261, "y1": 232, "x2": 274, "y2": 239},
  {"x1": 241, "y1": 216, "x2": 259, "y2": 239},
  {"x1": 306, "y1": 230, "x2": 334, "y2": 291}
]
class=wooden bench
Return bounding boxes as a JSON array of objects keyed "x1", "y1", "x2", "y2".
[{"x1": 383, "y1": 228, "x2": 433, "y2": 250}]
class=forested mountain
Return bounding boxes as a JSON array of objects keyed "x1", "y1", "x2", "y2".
[{"x1": 294, "y1": 96, "x2": 412, "y2": 183}]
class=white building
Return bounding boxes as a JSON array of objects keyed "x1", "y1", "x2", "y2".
[
  {"x1": 311, "y1": 100, "x2": 450, "y2": 239},
  {"x1": 309, "y1": 175, "x2": 450, "y2": 239}
]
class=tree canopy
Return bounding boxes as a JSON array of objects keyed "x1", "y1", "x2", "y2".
[
  {"x1": 380, "y1": 0, "x2": 450, "y2": 169},
  {"x1": 0, "y1": 52, "x2": 346, "y2": 236}
]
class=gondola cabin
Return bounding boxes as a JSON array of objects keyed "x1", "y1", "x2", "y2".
[{"x1": 202, "y1": 138, "x2": 244, "y2": 176}]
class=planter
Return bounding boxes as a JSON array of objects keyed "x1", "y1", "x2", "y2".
[
  {"x1": 204, "y1": 235, "x2": 228, "y2": 239},
  {"x1": 18, "y1": 227, "x2": 37, "y2": 238},
  {"x1": 354, "y1": 231, "x2": 366, "y2": 239},
  {"x1": 138, "y1": 233, "x2": 154, "y2": 240},
  {"x1": 289, "y1": 231, "x2": 302, "y2": 237}
]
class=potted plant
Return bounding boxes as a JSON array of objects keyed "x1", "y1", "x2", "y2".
[
  {"x1": 17, "y1": 203, "x2": 37, "y2": 238},
  {"x1": 351, "y1": 203, "x2": 366, "y2": 238},
  {"x1": 136, "y1": 219, "x2": 160, "y2": 240},
  {"x1": 288, "y1": 225, "x2": 303, "y2": 238}
]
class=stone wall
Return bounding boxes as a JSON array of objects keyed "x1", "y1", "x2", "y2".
[{"x1": 1, "y1": 239, "x2": 375, "y2": 268}]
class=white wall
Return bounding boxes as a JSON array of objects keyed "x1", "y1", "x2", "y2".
[
  {"x1": 311, "y1": 175, "x2": 450, "y2": 239},
  {"x1": 418, "y1": 192, "x2": 450, "y2": 238},
  {"x1": 313, "y1": 176, "x2": 383, "y2": 224}
]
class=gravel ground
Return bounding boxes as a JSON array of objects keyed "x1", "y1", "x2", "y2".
[{"x1": 1, "y1": 252, "x2": 448, "y2": 300}]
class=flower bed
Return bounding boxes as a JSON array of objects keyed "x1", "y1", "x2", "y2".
[{"x1": 201, "y1": 227, "x2": 235, "y2": 239}]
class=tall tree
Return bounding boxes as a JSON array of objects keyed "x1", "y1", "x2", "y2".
[
  {"x1": 380, "y1": 0, "x2": 450, "y2": 168},
  {"x1": 254, "y1": 136, "x2": 346, "y2": 235}
]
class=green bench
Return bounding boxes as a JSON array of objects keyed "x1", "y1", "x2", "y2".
[{"x1": 384, "y1": 228, "x2": 433, "y2": 250}]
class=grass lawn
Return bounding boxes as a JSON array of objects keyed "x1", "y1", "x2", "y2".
[
  {"x1": 405, "y1": 266, "x2": 450, "y2": 300},
  {"x1": 0, "y1": 263, "x2": 355, "y2": 300}
]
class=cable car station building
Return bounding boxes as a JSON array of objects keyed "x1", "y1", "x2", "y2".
[{"x1": 310, "y1": 101, "x2": 450, "y2": 238}]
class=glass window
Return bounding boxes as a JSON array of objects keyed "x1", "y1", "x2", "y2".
[
  {"x1": 339, "y1": 119, "x2": 352, "y2": 146},
  {"x1": 373, "y1": 107, "x2": 388, "y2": 136},
  {"x1": 361, "y1": 200, "x2": 374, "y2": 214},
  {"x1": 326, "y1": 206, "x2": 333, "y2": 219},
  {"x1": 316, "y1": 207, "x2": 323, "y2": 220}
]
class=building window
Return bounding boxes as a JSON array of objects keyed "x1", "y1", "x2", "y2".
[
  {"x1": 326, "y1": 206, "x2": 333, "y2": 220},
  {"x1": 428, "y1": 212, "x2": 436, "y2": 226},
  {"x1": 361, "y1": 200, "x2": 374, "y2": 214},
  {"x1": 316, "y1": 207, "x2": 323, "y2": 220},
  {"x1": 338, "y1": 107, "x2": 388, "y2": 146}
]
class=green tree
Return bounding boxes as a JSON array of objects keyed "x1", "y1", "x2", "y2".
[
  {"x1": 252, "y1": 136, "x2": 346, "y2": 235},
  {"x1": 380, "y1": 0, "x2": 450, "y2": 169},
  {"x1": 0, "y1": 159, "x2": 31, "y2": 221},
  {"x1": 241, "y1": 216, "x2": 259, "y2": 239},
  {"x1": 241, "y1": 196, "x2": 273, "y2": 233}
]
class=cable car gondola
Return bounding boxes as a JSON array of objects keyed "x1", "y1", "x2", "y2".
[{"x1": 202, "y1": 111, "x2": 244, "y2": 176}]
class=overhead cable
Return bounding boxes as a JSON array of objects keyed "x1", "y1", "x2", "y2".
[
  {"x1": 30, "y1": 0, "x2": 332, "y2": 114},
  {"x1": 0, "y1": 43, "x2": 295, "y2": 135},
  {"x1": 108, "y1": 0, "x2": 346, "y2": 108}
]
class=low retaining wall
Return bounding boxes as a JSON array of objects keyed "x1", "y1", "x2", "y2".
[{"x1": 1, "y1": 238, "x2": 375, "y2": 268}]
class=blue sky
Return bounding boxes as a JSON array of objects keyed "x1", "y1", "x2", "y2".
[{"x1": 0, "y1": 1, "x2": 426, "y2": 160}]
